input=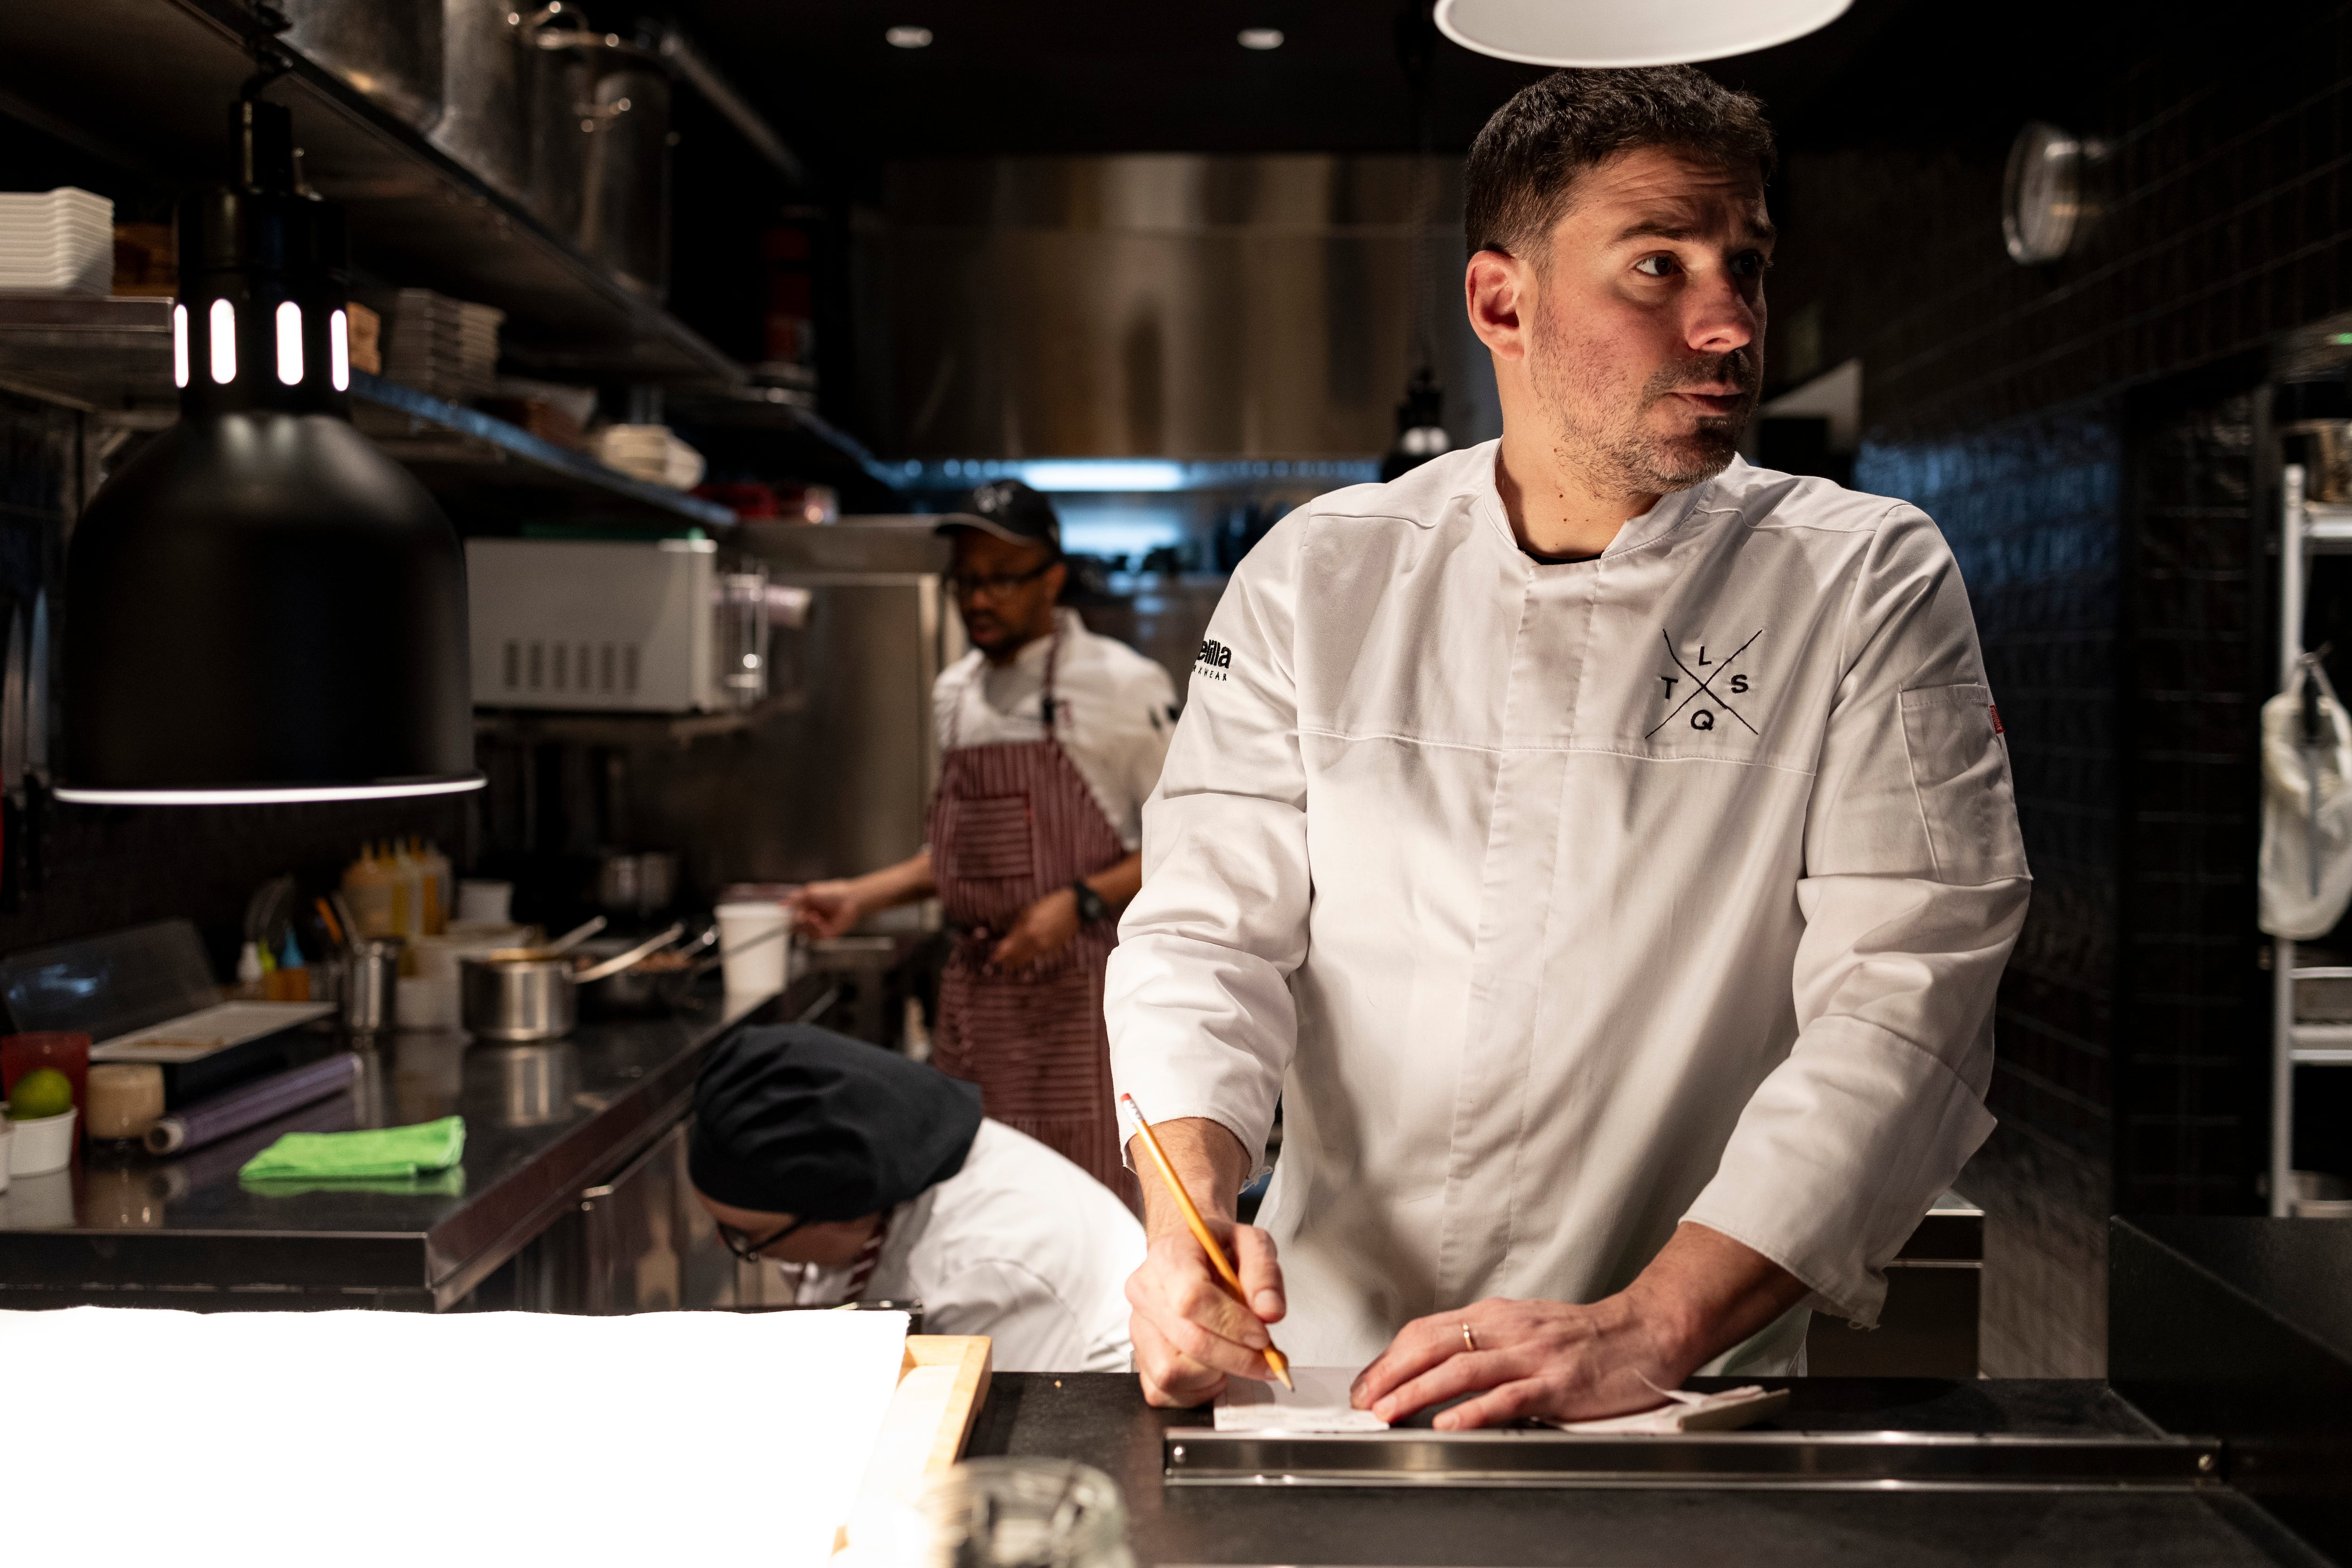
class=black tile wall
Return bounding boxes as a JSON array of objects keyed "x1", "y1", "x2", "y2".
[
  {"x1": 0, "y1": 389, "x2": 471, "y2": 984},
  {"x1": 1780, "y1": 6, "x2": 2350, "y2": 1373}
]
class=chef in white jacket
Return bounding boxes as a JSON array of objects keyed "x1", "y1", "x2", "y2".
[
  {"x1": 1108, "y1": 65, "x2": 2029, "y2": 1427},
  {"x1": 691, "y1": 1025, "x2": 1144, "y2": 1373}
]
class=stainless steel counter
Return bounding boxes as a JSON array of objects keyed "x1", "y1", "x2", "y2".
[
  {"x1": 970, "y1": 1376, "x2": 2332, "y2": 1567},
  {"x1": 0, "y1": 976, "x2": 818, "y2": 1311}
]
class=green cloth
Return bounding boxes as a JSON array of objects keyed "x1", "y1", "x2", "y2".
[
  {"x1": 239, "y1": 1167, "x2": 467, "y2": 1199},
  {"x1": 238, "y1": 1116, "x2": 467, "y2": 1183}
]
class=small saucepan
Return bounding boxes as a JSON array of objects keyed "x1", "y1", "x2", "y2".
[{"x1": 461, "y1": 923, "x2": 685, "y2": 1041}]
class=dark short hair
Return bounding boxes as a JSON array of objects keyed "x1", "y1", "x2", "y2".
[{"x1": 1464, "y1": 67, "x2": 1776, "y2": 260}]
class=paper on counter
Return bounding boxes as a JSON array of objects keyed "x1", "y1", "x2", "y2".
[
  {"x1": 1214, "y1": 1365, "x2": 1390, "y2": 1432},
  {"x1": 0, "y1": 1304, "x2": 910, "y2": 1568},
  {"x1": 1548, "y1": 1383, "x2": 1789, "y2": 1433}
]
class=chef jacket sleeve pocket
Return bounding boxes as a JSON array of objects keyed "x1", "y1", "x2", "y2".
[{"x1": 1899, "y1": 682, "x2": 2027, "y2": 885}]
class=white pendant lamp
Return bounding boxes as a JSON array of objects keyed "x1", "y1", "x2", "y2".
[{"x1": 1433, "y1": 0, "x2": 1853, "y2": 67}]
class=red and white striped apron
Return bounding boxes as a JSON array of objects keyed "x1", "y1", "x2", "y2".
[{"x1": 929, "y1": 635, "x2": 1130, "y2": 1197}]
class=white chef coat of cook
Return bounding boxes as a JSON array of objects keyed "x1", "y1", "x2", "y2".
[
  {"x1": 933, "y1": 606, "x2": 1178, "y2": 851},
  {"x1": 783, "y1": 1118, "x2": 1145, "y2": 1372},
  {"x1": 1106, "y1": 442, "x2": 2030, "y2": 1374}
]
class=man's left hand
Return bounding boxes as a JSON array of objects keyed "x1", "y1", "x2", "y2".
[
  {"x1": 1349, "y1": 1295, "x2": 1686, "y2": 1430},
  {"x1": 990, "y1": 886, "x2": 1081, "y2": 969}
]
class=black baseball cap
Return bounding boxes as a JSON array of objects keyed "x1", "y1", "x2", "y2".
[{"x1": 935, "y1": 478, "x2": 1061, "y2": 554}]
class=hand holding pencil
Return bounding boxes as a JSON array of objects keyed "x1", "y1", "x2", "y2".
[{"x1": 1120, "y1": 1093, "x2": 1294, "y2": 1396}]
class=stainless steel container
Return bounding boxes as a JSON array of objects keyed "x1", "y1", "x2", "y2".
[
  {"x1": 429, "y1": 0, "x2": 529, "y2": 199},
  {"x1": 460, "y1": 954, "x2": 577, "y2": 1042},
  {"x1": 277, "y1": 0, "x2": 445, "y2": 130},
  {"x1": 344, "y1": 938, "x2": 404, "y2": 1033},
  {"x1": 591, "y1": 850, "x2": 679, "y2": 915},
  {"x1": 524, "y1": 16, "x2": 598, "y2": 237},
  {"x1": 580, "y1": 62, "x2": 672, "y2": 297}
]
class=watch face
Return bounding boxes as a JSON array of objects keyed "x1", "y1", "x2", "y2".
[{"x1": 2004, "y1": 121, "x2": 2085, "y2": 264}]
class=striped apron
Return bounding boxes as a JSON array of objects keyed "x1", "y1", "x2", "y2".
[{"x1": 928, "y1": 636, "x2": 1129, "y2": 1196}]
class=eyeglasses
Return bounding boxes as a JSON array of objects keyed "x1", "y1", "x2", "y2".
[
  {"x1": 716, "y1": 1216, "x2": 810, "y2": 1262},
  {"x1": 947, "y1": 559, "x2": 1058, "y2": 600}
]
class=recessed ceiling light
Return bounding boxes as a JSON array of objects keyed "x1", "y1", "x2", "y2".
[
  {"x1": 886, "y1": 24, "x2": 933, "y2": 48},
  {"x1": 1238, "y1": 27, "x2": 1284, "y2": 49}
]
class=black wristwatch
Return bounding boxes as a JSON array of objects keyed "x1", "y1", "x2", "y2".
[{"x1": 1070, "y1": 878, "x2": 1111, "y2": 925}]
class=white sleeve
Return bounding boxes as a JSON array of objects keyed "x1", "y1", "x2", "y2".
[
  {"x1": 1116, "y1": 659, "x2": 1180, "y2": 848},
  {"x1": 1683, "y1": 504, "x2": 2030, "y2": 1325},
  {"x1": 922, "y1": 1257, "x2": 1090, "y2": 1373},
  {"x1": 1105, "y1": 520, "x2": 1309, "y2": 1172}
]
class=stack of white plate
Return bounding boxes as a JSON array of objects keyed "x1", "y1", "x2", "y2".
[
  {"x1": 0, "y1": 188, "x2": 114, "y2": 296},
  {"x1": 594, "y1": 423, "x2": 707, "y2": 490},
  {"x1": 382, "y1": 287, "x2": 505, "y2": 404}
]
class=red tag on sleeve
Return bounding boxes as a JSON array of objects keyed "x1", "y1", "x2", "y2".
[{"x1": 1988, "y1": 702, "x2": 2004, "y2": 735}]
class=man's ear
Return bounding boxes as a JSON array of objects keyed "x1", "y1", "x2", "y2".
[{"x1": 1466, "y1": 250, "x2": 1532, "y2": 362}]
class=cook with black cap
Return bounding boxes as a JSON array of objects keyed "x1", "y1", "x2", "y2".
[
  {"x1": 691, "y1": 1024, "x2": 1145, "y2": 1371},
  {"x1": 793, "y1": 481, "x2": 1179, "y2": 1199}
]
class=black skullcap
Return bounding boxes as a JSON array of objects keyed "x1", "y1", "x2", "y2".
[{"x1": 690, "y1": 1024, "x2": 984, "y2": 1221}]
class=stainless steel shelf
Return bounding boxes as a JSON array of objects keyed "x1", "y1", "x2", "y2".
[
  {"x1": 0, "y1": 0, "x2": 739, "y2": 388},
  {"x1": 473, "y1": 692, "x2": 803, "y2": 749},
  {"x1": 353, "y1": 373, "x2": 734, "y2": 528},
  {"x1": 0, "y1": 298, "x2": 734, "y2": 526}
]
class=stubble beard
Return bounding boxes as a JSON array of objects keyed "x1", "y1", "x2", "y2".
[{"x1": 1531, "y1": 307, "x2": 1762, "y2": 498}]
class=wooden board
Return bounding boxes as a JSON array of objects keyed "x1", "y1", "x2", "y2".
[{"x1": 836, "y1": 1335, "x2": 993, "y2": 1555}]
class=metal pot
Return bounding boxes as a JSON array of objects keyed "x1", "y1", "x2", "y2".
[
  {"x1": 580, "y1": 61, "x2": 672, "y2": 297},
  {"x1": 591, "y1": 850, "x2": 679, "y2": 916},
  {"x1": 524, "y1": 13, "x2": 598, "y2": 237},
  {"x1": 429, "y1": 0, "x2": 530, "y2": 199},
  {"x1": 578, "y1": 925, "x2": 714, "y2": 1018},
  {"x1": 277, "y1": 0, "x2": 445, "y2": 130},
  {"x1": 460, "y1": 924, "x2": 685, "y2": 1040},
  {"x1": 460, "y1": 953, "x2": 576, "y2": 1042}
]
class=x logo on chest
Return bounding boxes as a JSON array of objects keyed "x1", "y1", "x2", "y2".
[{"x1": 1646, "y1": 629, "x2": 1763, "y2": 738}]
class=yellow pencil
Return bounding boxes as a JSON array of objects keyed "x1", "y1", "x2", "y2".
[{"x1": 1119, "y1": 1092, "x2": 1293, "y2": 1391}]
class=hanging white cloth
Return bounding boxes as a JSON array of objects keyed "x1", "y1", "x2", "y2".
[{"x1": 2259, "y1": 657, "x2": 2352, "y2": 939}]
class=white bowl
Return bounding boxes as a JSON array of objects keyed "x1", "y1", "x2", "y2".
[{"x1": 7, "y1": 1105, "x2": 75, "y2": 1176}]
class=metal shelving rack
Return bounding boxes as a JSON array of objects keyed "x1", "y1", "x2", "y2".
[
  {"x1": 2269, "y1": 462, "x2": 2352, "y2": 1215},
  {"x1": 0, "y1": 297, "x2": 735, "y2": 529}
]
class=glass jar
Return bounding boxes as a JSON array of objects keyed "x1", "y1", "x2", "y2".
[{"x1": 888, "y1": 1458, "x2": 1131, "y2": 1568}]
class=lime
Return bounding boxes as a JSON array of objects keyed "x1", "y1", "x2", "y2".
[{"x1": 7, "y1": 1067, "x2": 72, "y2": 1120}]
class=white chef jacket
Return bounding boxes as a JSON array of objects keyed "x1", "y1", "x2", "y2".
[
  {"x1": 933, "y1": 608, "x2": 1179, "y2": 851},
  {"x1": 785, "y1": 1118, "x2": 1145, "y2": 1372},
  {"x1": 1106, "y1": 443, "x2": 2029, "y2": 1373}
]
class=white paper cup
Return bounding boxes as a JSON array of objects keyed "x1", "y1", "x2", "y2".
[
  {"x1": 715, "y1": 901, "x2": 792, "y2": 996},
  {"x1": 8, "y1": 1106, "x2": 75, "y2": 1176}
]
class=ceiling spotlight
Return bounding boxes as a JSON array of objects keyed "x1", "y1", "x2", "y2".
[
  {"x1": 886, "y1": 24, "x2": 933, "y2": 48},
  {"x1": 1238, "y1": 27, "x2": 1285, "y2": 49}
]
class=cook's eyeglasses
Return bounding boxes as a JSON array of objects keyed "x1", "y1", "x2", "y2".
[
  {"x1": 717, "y1": 1216, "x2": 811, "y2": 1262},
  {"x1": 947, "y1": 560, "x2": 1058, "y2": 600}
]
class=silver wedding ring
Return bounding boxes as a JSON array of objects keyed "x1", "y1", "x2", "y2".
[{"x1": 1461, "y1": 1321, "x2": 1478, "y2": 1353}]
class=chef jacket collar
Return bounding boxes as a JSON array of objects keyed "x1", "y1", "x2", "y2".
[{"x1": 1461, "y1": 446, "x2": 1735, "y2": 570}]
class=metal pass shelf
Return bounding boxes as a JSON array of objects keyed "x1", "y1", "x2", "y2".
[
  {"x1": 0, "y1": 0, "x2": 739, "y2": 387},
  {"x1": 0, "y1": 297, "x2": 732, "y2": 528},
  {"x1": 2269, "y1": 462, "x2": 2352, "y2": 1213}
]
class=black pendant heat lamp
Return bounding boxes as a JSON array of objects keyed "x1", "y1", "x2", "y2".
[{"x1": 59, "y1": 99, "x2": 480, "y2": 806}]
